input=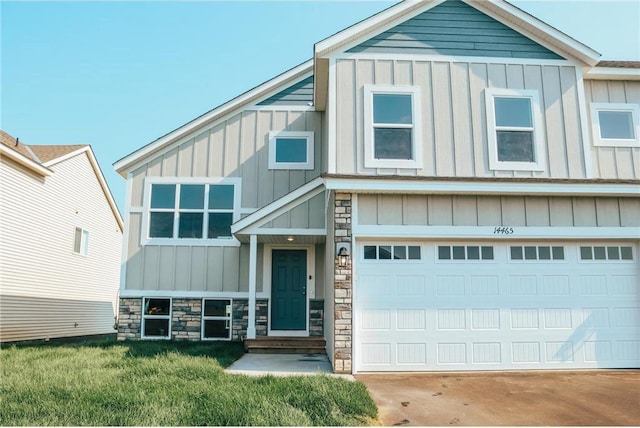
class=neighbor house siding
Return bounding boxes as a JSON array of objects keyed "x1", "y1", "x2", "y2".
[
  {"x1": 584, "y1": 79, "x2": 640, "y2": 179},
  {"x1": 347, "y1": 0, "x2": 561, "y2": 60},
  {"x1": 357, "y1": 194, "x2": 640, "y2": 227},
  {"x1": 124, "y1": 108, "x2": 323, "y2": 293},
  {"x1": 335, "y1": 58, "x2": 587, "y2": 179},
  {"x1": 0, "y1": 154, "x2": 122, "y2": 342}
]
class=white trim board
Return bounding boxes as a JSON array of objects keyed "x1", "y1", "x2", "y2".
[
  {"x1": 323, "y1": 177, "x2": 640, "y2": 197},
  {"x1": 353, "y1": 225, "x2": 640, "y2": 240},
  {"x1": 119, "y1": 290, "x2": 270, "y2": 299},
  {"x1": 585, "y1": 67, "x2": 640, "y2": 81},
  {"x1": 0, "y1": 144, "x2": 52, "y2": 176}
]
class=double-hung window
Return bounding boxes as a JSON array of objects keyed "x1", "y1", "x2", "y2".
[
  {"x1": 364, "y1": 85, "x2": 422, "y2": 169},
  {"x1": 144, "y1": 178, "x2": 240, "y2": 246},
  {"x1": 590, "y1": 103, "x2": 640, "y2": 147},
  {"x1": 485, "y1": 88, "x2": 545, "y2": 171}
]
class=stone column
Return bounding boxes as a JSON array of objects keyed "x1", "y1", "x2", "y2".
[{"x1": 333, "y1": 193, "x2": 352, "y2": 373}]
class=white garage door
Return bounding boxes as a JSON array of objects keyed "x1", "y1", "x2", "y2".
[{"x1": 355, "y1": 241, "x2": 640, "y2": 372}]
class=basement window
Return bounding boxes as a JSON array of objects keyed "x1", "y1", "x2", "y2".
[
  {"x1": 202, "y1": 299, "x2": 232, "y2": 340},
  {"x1": 142, "y1": 298, "x2": 171, "y2": 339}
]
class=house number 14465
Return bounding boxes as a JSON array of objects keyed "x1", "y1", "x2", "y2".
[{"x1": 493, "y1": 227, "x2": 514, "y2": 235}]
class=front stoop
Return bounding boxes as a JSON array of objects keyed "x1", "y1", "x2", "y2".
[{"x1": 244, "y1": 337, "x2": 326, "y2": 354}]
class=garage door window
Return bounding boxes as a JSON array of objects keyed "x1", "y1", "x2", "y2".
[
  {"x1": 510, "y1": 246, "x2": 564, "y2": 261},
  {"x1": 438, "y1": 245, "x2": 494, "y2": 261},
  {"x1": 580, "y1": 245, "x2": 633, "y2": 261},
  {"x1": 363, "y1": 245, "x2": 421, "y2": 260}
]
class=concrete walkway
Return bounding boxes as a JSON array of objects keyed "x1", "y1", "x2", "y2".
[{"x1": 226, "y1": 353, "x2": 354, "y2": 379}]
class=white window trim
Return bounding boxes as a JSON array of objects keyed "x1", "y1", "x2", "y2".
[
  {"x1": 590, "y1": 102, "x2": 640, "y2": 147},
  {"x1": 364, "y1": 84, "x2": 423, "y2": 169},
  {"x1": 268, "y1": 131, "x2": 314, "y2": 170},
  {"x1": 141, "y1": 297, "x2": 172, "y2": 340},
  {"x1": 73, "y1": 227, "x2": 89, "y2": 256},
  {"x1": 485, "y1": 88, "x2": 546, "y2": 171},
  {"x1": 201, "y1": 298, "x2": 233, "y2": 341},
  {"x1": 141, "y1": 177, "x2": 241, "y2": 247}
]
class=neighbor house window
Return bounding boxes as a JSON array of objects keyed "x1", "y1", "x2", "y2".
[
  {"x1": 144, "y1": 178, "x2": 240, "y2": 246},
  {"x1": 268, "y1": 131, "x2": 314, "y2": 170},
  {"x1": 73, "y1": 227, "x2": 89, "y2": 255},
  {"x1": 485, "y1": 88, "x2": 545, "y2": 171},
  {"x1": 591, "y1": 103, "x2": 640, "y2": 147},
  {"x1": 364, "y1": 85, "x2": 422, "y2": 169},
  {"x1": 202, "y1": 299, "x2": 232, "y2": 340},
  {"x1": 142, "y1": 298, "x2": 171, "y2": 339}
]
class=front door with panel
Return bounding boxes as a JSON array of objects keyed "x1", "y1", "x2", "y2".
[{"x1": 271, "y1": 249, "x2": 307, "y2": 330}]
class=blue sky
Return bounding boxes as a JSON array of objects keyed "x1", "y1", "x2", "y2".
[{"x1": 2, "y1": 1, "x2": 639, "y2": 211}]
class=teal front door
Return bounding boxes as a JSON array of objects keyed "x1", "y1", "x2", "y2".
[{"x1": 271, "y1": 250, "x2": 307, "y2": 330}]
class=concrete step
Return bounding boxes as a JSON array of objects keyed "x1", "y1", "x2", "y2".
[{"x1": 244, "y1": 337, "x2": 326, "y2": 354}]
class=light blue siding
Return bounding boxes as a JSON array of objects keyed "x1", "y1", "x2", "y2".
[
  {"x1": 257, "y1": 75, "x2": 314, "y2": 106},
  {"x1": 347, "y1": 0, "x2": 562, "y2": 60}
]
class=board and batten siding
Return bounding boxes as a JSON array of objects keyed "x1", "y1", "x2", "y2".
[
  {"x1": 347, "y1": 0, "x2": 561, "y2": 60},
  {"x1": 335, "y1": 58, "x2": 588, "y2": 179},
  {"x1": 0, "y1": 155, "x2": 122, "y2": 342},
  {"x1": 357, "y1": 194, "x2": 640, "y2": 228},
  {"x1": 125, "y1": 108, "x2": 324, "y2": 293},
  {"x1": 584, "y1": 79, "x2": 640, "y2": 179}
]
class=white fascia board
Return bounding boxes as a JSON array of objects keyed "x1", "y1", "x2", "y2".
[
  {"x1": 477, "y1": 0, "x2": 600, "y2": 66},
  {"x1": 0, "y1": 144, "x2": 51, "y2": 177},
  {"x1": 113, "y1": 60, "x2": 314, "y2": 176},
  {"x1": 324, "y1": 177, "x2": 640, "y2": 197},
  {"x1": 353, "y1": 225, "x2": 640, "y2": 240},
  {"x1": 231, "y1": 177, "x2": 325, "y2": 234},
  {"x1": 314, "y1": 0, "x2": 441, "y2": 58},
  {"x1": 48, "y1": 146, "x2": 124, "y2": 231},
  {"x1": 584, "y1": 67, "x2": 640, "y2": 81},
  {"x1": 249, "y1": 228, "x2": 326, "y2": 236}
]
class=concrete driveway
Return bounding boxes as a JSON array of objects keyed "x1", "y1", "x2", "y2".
[{"x1": 356, "y1": 370, "x2": 640, "y2": 426}]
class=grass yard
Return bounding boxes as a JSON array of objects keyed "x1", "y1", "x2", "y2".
[{"x1": 0, "y1": 340, "x2": 377, "y2": 426}]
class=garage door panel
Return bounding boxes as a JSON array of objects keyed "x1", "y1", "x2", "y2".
[{"x1": 355, "y1": 241, "x2": 639, "y2": 372}]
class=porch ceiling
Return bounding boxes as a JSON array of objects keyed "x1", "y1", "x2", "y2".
[{"x1": 235, "y1": 233, "x2": 326, "y2": 245}]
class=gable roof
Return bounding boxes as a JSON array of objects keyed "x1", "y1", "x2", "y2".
[
  {"x1": 114, "y1": 60, "x2": 314, "y2": 176},
  {"x1": 0, "y1": 130, "x2": 123, "y2": 231},
  {"x1": 312, "y1": 0, "x2": 601, "y2": 108}
]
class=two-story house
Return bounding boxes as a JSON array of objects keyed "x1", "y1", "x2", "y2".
[
  {"x1": 1, "y1": 130, "x2": 123, "y2": 342},
  {"x1": 114, "y1": 0, "x2": 639, "y2": 373}
]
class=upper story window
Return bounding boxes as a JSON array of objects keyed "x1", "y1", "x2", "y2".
[
  {"x1": 364, "y1": 85, "x2": 422, "y2": 169},
  {"x1": 73, "y1": 227, "x2": 89, "y2": 256},
  {"x1": 268, "y1": 131, "x2": 314, "y2": 170},
  {"x1": 485, "y1": 88, "x2": 545, "y2": 171},
  {"x1": 142, "y1": 178, "x2": 241, "y2": 246},
  {"x1": 590, "y1": 103, "x2": 640, "y2": 147}
]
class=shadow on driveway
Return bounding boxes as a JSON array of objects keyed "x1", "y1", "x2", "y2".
[{"x1": 357, "y1": 370, "x2": 640, "y2": 426}]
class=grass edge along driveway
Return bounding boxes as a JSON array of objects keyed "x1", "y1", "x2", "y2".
[{"x1": 0, "y1": 340, "x2": 377, "y2": 426}]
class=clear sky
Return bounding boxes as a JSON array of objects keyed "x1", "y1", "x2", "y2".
[{"x1": 2, "y1": 1, "x2": 639, "y2": 211}]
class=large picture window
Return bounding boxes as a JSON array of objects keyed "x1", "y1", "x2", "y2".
[
  {"x1": 485, "y1": 88, "x2": 545, "y2": 171},
  {"x1": 143, "y1": 178, "x2": 240, "y2": 246},
  {"x1": 590, "y1": 103, "x2": 640, "y2": 147},
  {"x1": 364, "y1": 85, "x2": 422, "y2": 169},
  {"x1": 142, "y1": 298, "x2": 171, "y2": 339}
]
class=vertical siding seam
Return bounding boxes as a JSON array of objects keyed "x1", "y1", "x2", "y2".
[
  {"x1": 429, "y1": 63, "x2": 437, "y2": 175},
  {"x1": 465, "y1": 62, "x2": 476, "y2": 176},
  {"x1": 556, "y1": 66, "x2": 570, "y2": 178},
  {"x1": 353, "y1": 60, "x2": 359, "y2": 174},
  {"x1": 447, "y1": 62, "x2": 457, "y2": 175}
]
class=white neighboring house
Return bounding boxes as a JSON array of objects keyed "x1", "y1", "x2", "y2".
[{"x1": 0, "y1": 130, "x2": 123, "y2": 342}]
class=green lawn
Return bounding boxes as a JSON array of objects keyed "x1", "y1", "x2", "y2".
[{"x1": 0, "y1": 340, "x2": 377, "y2": 426}]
